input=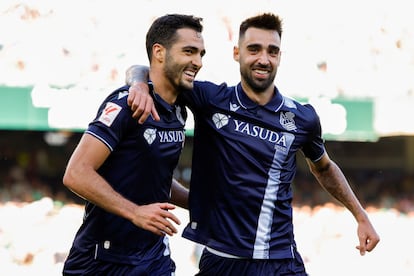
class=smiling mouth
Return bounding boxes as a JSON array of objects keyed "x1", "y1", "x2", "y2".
[
  {"x1": 184, "y1": 70, "x2": 195, "y2": 77},
  {"x1": 253, "y1": 68, "x2": 271, "y2": 79},
  {"x1": 254, "y1": 69, "x2": 269, "y2": 74},
  {"x1": 184, "y1": 69, "x2": 197, "y2": 81}
]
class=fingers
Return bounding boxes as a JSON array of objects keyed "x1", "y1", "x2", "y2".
[
  {"x1": 156, "y1": 204, "x2": 180, "y2": 236},
  {"x1": 365, "y1": 234, "x2": 380, "y2": 252},
  {"x1": 163, "y1": 210, "x2": 181, "y2": 227},
  {"x1": 152, "y1": 213, "x2": 179, "y2": 236},
  {"x1": 134, "y1": 102, "x2": 160, "y2": 124},
  {"x1": 146, "y1": 224, "x2": 174, "y2": 237},
  {"x1": 355, "y1": 220, "x2": 380, "y2": 256},
  {"x1": 135, "y1": 203, "x2": 181, "y2": 237},
  {"x1": 130, "y1": 93, "x2": 151, "y2": 121},
  {"x1": 151, "y1": 105, "x2": 160, "y2": 122},
  {"x1": 356, "y1": 242, "x2": 366, "y2": 256},
  {"x1": 159, "y1": 203, "x2": 181, "y2": 228},
  {"x1": 127, "y1": 84, "x2": 157, "y2": 124},
  {"x1": 367, "y1": 240, "x2": 379, "y2": 252},
  {"x1": 129, "y1": 97, "x2": 158, "y2": 124},
  {"x1": 356, "y1": 234, "x2": 380, "y2": 256},
  {"x1": 137, "y1": 109, "x2": 151, "y2": 124},
  {"x1": 133, "y1": 99, "x2": 159, "y2": 124},
  {"x1": 159, "y1": 225, "x2": 176, "y2": 236}
]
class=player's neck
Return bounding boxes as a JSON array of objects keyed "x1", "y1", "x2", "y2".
[
  {"x1": 241, "y1": 82, "x2": 275, "y2": 106},
  {"x1": 149, "y1": 71, "x2": 178, "y2": 105}
]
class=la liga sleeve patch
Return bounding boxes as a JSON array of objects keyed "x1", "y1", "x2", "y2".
[{"x1": 98, "y1": 102, "x2": 122, "y2": 127}]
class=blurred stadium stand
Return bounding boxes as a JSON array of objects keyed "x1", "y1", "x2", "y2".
[{"x1": 1, "y1": 0, "x2": 414, "y2": 212}]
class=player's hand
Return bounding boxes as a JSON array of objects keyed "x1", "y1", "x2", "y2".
[
  {"x1": 127, "y1": 83, "x2": 160, "y2": 124},
  {"x1": 132, "y1": 203, "x2": 180, "y2": 236},
  {"x1": 355, "y1": 219, "x2": 380, "y2": 255}
]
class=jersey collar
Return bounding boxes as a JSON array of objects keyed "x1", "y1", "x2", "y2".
[
  {"x1": 148, "y1": 81, "x2": 176, "y2": 113},
  {"x1": 234, "y1": 83, "x2": 285, "y2": 113}
]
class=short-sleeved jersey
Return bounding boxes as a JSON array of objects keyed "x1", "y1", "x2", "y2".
[
  {"x1": 181, "y1": 81, "x2": 325, "y2": 259},
  {"x1": 68, "y1": 84, "x2": 186, "y2": 264}
]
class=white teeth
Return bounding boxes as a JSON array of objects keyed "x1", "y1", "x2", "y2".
[
  {"x1": 185, "y1": 71, "x2": 195, "y2": 77},
  {"x1": 255, "y1": 70, "x2": 268, "y2": 74}
]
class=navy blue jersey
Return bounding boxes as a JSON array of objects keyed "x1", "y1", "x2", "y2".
[
  {"x1": 66, "y1": 85, "x2": 186, "y2": 266},
  {"x1": 182, "y1": 81, "x2": 325, "y2": 259}
]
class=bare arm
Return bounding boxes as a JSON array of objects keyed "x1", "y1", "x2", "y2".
[
  {"x1": 63, "y1": 133, "x2": 180, "y2": 236},
  {"x1": 125, "y1": 65, "x2": 159, "y2": 123},
  {"x1": 306, "y1": 152, "x2": 380, "y2": 255},
  {"x1": 170, "y1": 178, "x2": 189, "y2": 209}
]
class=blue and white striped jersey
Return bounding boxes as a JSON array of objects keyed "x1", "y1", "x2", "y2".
[
  {"x1": 68, "y1": 85, "x2": 186, "y2": 264},
  {"x1": 182, "y1": 81, "x2": 325, "y2": 259}
]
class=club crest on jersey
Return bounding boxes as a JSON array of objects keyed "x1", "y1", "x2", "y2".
[
  {"x1": 98, "y1": 102, "x2": 122, "y2": 127},
  {"x1": 143, "y1": 128, "x2": 157, "y2": 144},
  {"x1": 280, "y1": 111, "x2": 297, "y2": 131}
]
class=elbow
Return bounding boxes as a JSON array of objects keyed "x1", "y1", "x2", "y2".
[
  {"x1": 62, "y1": 169, "x2": 74, "y2": 190},
  {"x1": 62, "y1": 165, "x2": 81, "y2": 191},
  {"x1": 308, "y1": 159, "x2": 333, "y2": 180}
]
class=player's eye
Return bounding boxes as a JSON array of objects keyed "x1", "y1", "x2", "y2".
[
  {"x1": 269, "y1": 46, "x2": 280, "y2": 56},
  {"x1": 247, "y1": 46, "x2": 260, "y2": 54}
]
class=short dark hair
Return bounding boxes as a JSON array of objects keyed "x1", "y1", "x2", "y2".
[
  {"x1": 239, "y1": 13, "x2": 283, "y2": 41},
  {"x1": 146, "y1": 14, "x2": 203, "y2": 61}
]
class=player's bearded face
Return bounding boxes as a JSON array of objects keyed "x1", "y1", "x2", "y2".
[
  {"x1": 236, "y1": 28, "x2": 280, "y2": 93},
  {"x1": 163, "y1": 50, "x2": 195, "y2": 91},
  {"x1": 239, "y1": 59, "x2": 276, "y2": 93}
]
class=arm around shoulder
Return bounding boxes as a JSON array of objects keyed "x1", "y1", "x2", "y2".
[{"x1": 125, "y1": 65, "x2": 159, "y2": 123}]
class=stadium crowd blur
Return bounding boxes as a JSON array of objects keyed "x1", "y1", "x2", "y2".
[
  {"x1": 1, "y1": 0, "x2": 414, "y2": 96},
  {"x1": 0, "y1": 131, "x2": 413, "y2": 214}
]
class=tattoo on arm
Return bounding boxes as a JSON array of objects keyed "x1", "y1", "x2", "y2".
[{"x1": 125, "y1": 65, "x2": 150, "y2": 85}]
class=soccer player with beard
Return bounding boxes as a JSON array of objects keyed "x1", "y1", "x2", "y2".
[
  {"x1": 62, "y1": 14, "x2": 205, "y2": 275},
  {"x1": 126, "y1": 13, "x2": 379, "y2": 275}
]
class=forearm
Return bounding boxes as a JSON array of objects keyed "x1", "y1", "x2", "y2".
[
  {"x1": 170, "y1": 178, "x2": 189, "y2": 209},
  {"x1": 125, "y1": 65, "x2": 150, "y2": 86},
  {"x1": 308, "y1": 155, "x2": 380, "y2": 255},
  {"x1": 313, "y1": 161, "x2": 368, "y2": 222},
  {"x1": 64, "y1": 166, "x2": 138, "y2": 222}
]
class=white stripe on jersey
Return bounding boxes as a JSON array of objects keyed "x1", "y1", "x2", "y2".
[{"x1": 253, "y1": 133, "x2": 295, "y2": 258}]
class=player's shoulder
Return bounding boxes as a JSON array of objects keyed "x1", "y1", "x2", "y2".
[
  {"x1": 283, "y1": 95, "x2": 317, "y2": 114},
  {"x1": 102, "y1": 85, "x2": 129, "y2": 106},
  {"x1": 95, "y1": 85, "x2": 131, "y2": 121},
  {"x1": 194, "y1": 80, "x2": 232, "y2": 91},
  {"x1": 192, "y1": 81, "x2": 234, "y2": 103},
  {"x1": 281, "y1": 95, "x2": 320, "y2": 128}
]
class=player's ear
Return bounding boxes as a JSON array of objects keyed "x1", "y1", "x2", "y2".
[
  {"x1": 233, "y1": 46, "x2": 240, "y2": 62},
  {"x1": 153, "y1": 43, "x2": 165, "y2": 62}
]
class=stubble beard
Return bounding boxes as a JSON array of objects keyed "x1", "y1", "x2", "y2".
[
  {"x1": 241, "y1": 69, "x2": 276, "y2": 93},
  {"x1": 164, "y1": 53, "x2": 194, "y2": 91}
]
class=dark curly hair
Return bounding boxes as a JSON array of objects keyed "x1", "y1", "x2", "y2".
[
  {"x1": 146, "y1": 14, "x2": 203, "y2": 61},
  {"x1": 239, "y1": 13, "x2": 283, "y2": 41}
]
